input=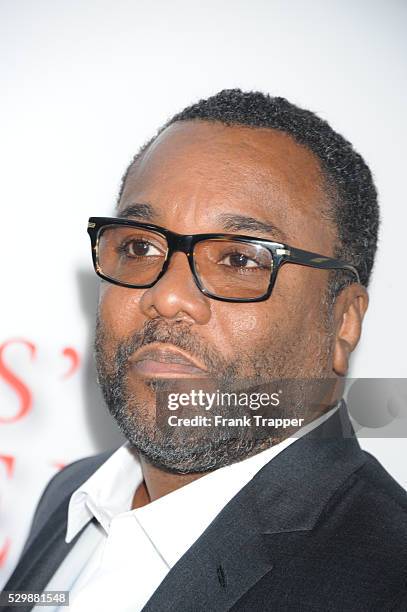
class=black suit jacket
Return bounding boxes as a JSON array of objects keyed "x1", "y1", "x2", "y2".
[{"x1": 3, "y1": 404, "x2": 407, "y2": 611}]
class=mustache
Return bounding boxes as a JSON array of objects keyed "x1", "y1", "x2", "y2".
[{"x1": 98, "y1": 317, "x2": 229, "y2": 375}]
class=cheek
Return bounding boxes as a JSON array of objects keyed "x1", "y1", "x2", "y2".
[
  {"x1": 213, "y1": 303, "x2": 278, "y2": 354},
  {"x1": 228, "y1": 311, "x2": 273, "y2": 340},
  {"x1": 274, "y1": 264, "x2": 329, "y2": 316},
  {"x1": 230, "y1": 315, "x2": 258, "y2": 333},
  {"x1": 217, "y1": 269, "x2": 326, "y2": 353},
  {"x1": 98, "y1": 284, "x2": 144, "y2": 341}
]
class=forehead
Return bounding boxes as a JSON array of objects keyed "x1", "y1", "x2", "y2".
[{"x1": 119, "y1": 121, "x2": 336, "y2": 252}]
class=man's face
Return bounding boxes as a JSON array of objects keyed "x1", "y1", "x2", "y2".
[{"x1": 95, "y1": 121, "x2": 339, "y2": 472}]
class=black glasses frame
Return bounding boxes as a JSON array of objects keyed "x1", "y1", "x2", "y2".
[{"x1": 87, "y1": 216, "x2": 360, "y2": 303}]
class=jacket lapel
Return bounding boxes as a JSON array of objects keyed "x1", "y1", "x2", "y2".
[{"x1": 142, "y1": 403, "x2": 366, "y2": 612}]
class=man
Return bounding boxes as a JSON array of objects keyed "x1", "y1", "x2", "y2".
[{"x1": 3, "y1": 89, "x2": 407, "y2": 611}]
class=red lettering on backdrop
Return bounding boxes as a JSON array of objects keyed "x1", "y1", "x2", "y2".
[
  {"x1": 0, "y1": 455, "x2": 15, "y2": 478},
  {"x1": 0, "y1": 339, "x2": 36, "y2": 424},
  {"x1": 0, "y1": 457, "x2": 15, "y2": 567},
  {"x1": 0, "y1": 538, "x2": 11, "y2": 568},
  {"x1": 0, "y1": 342, "x2": 79, "y2": 568},
  {"x1": 61, "y1": 347, "x2": 80, "y2": 379}
]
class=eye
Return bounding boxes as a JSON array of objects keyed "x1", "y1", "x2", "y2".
[
  {"x1": 120, "y1": 239, "x2": 163, "y2": 258},
  {"x1": 219, "y1": 251, "x2": 263, "y2": 269}
]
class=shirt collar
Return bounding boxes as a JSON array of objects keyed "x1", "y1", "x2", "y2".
[{"x1": 66, "y1": 444, "x2": 143, "y2": 543}]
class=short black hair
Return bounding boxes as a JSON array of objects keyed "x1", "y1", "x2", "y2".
[{"x1": 118, "y1": 88, "x2": 379, "y2": 292}]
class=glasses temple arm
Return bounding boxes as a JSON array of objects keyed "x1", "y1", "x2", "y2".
[{"x1": 282, "y1": 246, "x2": 361, "y2": 283}]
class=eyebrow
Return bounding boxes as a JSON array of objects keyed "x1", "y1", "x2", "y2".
[
  {"x1": 217, "y1": 213, "x2": 288, "y2": 242},
  {"x1": 119, "y1": 203, "x2": 157, "y2": 220},
  {"x1": 118, "y1": 204, "x2": 288, "y2": 242}
]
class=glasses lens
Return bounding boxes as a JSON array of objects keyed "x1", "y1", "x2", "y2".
[
  {"x1": 97, "y1": 225, "x2": 167, "y2": 286},
  {"x1": 193, "y1": 239, "x2": 273, "y2": 299}
]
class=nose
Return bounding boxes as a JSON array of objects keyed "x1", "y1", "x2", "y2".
[{"x1": 139, "y1": 252, "x2": 211, "y2": 324}]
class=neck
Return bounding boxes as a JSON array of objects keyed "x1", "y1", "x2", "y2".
[{"x1": 131, "y1": 455, "x2": 206, "y2": 509}]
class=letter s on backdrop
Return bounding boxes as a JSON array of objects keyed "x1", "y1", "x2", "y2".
[{"x1": 0, "y1": 339, "x2": 36, "y2": 424}]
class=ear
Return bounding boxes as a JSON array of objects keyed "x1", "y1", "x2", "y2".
[{"x1": 332, "y1": 284, "x2": 369, "y2": 376}]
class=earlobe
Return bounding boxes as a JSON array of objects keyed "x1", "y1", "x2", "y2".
[{"x1": 332, "y1": 285, "x2": 369, "y2": 376}]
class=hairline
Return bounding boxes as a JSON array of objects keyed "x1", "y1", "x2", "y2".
[{"x1": 116, "y1": 118, "x2": 341, "y2": 225}]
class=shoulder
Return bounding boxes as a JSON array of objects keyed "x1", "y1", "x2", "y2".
[
  {"x1": 306, "y1": 451, "x2": 407, "y2": 606},
  {"x1": 312, "y1": 449, "x2": 407, "y2": 568},
  {"x1": 359, "y1": 450, "x2": 407, "y2": 507},
  {"x1": 241, "y1": 450, "x2": 407, "y2": 609},
  {"x1": 345, "y1": 450, "x2": 407, "y2": 552},
  {"x1": 335, "y1": 450, "x2": 407, "y2": 535}
]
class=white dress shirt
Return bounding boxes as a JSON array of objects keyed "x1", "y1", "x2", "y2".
[{"x1": 36, "y1": 405, "x2": 338, "y2": 612}]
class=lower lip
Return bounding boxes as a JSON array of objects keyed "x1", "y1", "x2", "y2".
[{"x1": 131, "y1": 359, "x2": 208, "y2": 378}]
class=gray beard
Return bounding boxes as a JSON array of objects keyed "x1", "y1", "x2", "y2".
[{"x1": 94, "y1": 315, "x2": 335, "y2": 474}]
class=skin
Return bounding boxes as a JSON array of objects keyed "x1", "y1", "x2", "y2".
[{"x1": 96, "y1": 120, "x2": 369, "y2": 507}]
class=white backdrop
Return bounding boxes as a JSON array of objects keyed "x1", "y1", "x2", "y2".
[{"x1": 1, "y1": 0, "x2": 406, "y2": 586}]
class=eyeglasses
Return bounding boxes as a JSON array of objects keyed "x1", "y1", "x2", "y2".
[{"x1": 87, "y1": 216, "x2": 360, "y2": 303}]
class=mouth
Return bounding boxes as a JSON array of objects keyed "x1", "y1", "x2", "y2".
[{"x1": 129, "y1": 344, "x2": 209, "y2": 378}]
